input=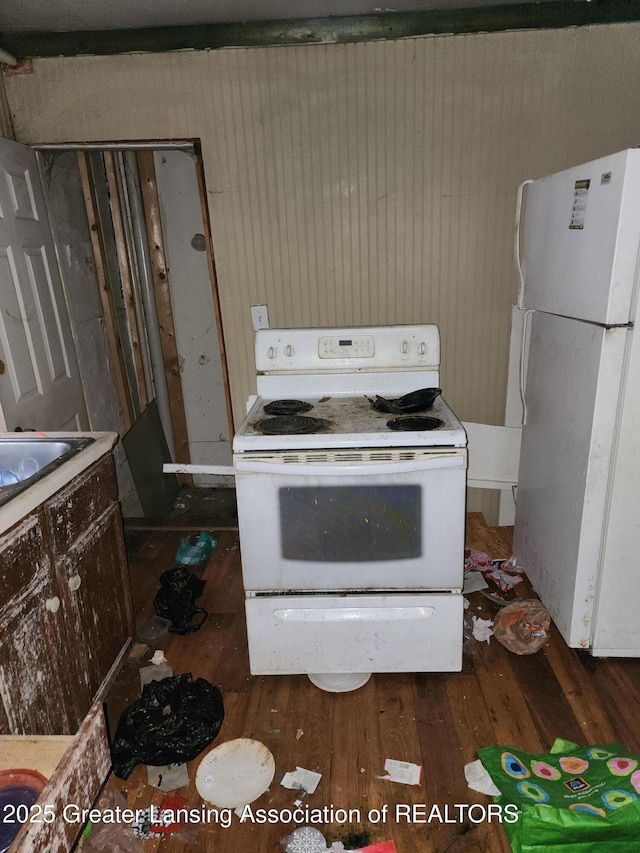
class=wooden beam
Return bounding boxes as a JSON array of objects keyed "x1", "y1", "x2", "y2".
[
  {"x1": 103, "y1": 151, "x2": 149, "y2": 414},
  {"x1": 77, "y1": 151, "x2": 133, "y2": 431},
  {"x1": 192, "y1": 148, "x2": 236, "y2": 437},
  {"x1": 4, "y1": 2, "x2": 640, "y2": 59},
  {"x1": 136, "y1": 150, "x2": 192, "y2": 479}
]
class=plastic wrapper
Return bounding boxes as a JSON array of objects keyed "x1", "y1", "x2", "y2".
[
  {"x1": 111, "y1": 674, "x2": 224, "y2": 779},
  {"x1": 493, "y1": 599, "x2": 550, "y2": 655}
]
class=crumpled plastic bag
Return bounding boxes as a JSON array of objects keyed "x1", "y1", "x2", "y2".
[
  {"x1": 81, "y1": 788, "x2": 143, "y2": 851},
  {"x1": 493, "y1": 598, "x2": 550, "y2": 655},
  {"x1": 111, "y1": 674, "x2": 224, "y2": 779}
]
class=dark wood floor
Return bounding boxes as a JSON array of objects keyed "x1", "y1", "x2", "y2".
[{"x1": 101, "y1": 499, "x2": 640, "y2": 853}]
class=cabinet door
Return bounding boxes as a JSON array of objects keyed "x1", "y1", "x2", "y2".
[
  {"x1": 58, "y1": 503, "x2": 132, "y2": 728},
  {"x1": 0, "y1": 514, "x2": 72, "y2": 735}
]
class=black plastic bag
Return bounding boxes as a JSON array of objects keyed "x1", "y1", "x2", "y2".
[
  {"x1": 153, "y1": 566, "x2": 208, "y2": 634},
  {"x1": 111, "y1": 674, "x2": 224, "y2": 779}
]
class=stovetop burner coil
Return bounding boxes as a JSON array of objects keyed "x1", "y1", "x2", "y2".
[
  {"x1": 263, "y1": 399, "x2": 313, "y2": 416},
  {"x1": 386, "y1": 416, "x2": 445, "y2": 431},
  {"x1": 258, "y1": 415, "x2": 327, "y2": 435}
]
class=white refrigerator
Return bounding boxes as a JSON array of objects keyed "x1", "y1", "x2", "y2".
[{"x1": 514, "y1": 148, "x2": 640, "y2": 656}]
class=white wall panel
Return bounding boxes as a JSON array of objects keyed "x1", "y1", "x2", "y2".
[{"x1": 4, "y1": 24, "x2": 640, "y2": 442}]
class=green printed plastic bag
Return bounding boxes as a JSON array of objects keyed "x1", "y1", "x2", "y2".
[{"x1": 478, "y1": 738, "x2": 640, "y2": 852}]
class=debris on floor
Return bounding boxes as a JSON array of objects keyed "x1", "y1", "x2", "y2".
[
  {"x1": 477, "y1": 737, "x2": 640, "y2": 852},
  {"x1": 377, "y1": 758, "x2": 422, "y2": 785},
  {"x1": 175, "y1": 531, "x2": 217, "y2": 567},
  {"x1": 153, "y1": 566, "x2": 209, "y2": 634},
  {"x1": 281, "y1": 766, "x2": 323, "y2": 796},
  {"x1": 111, "y1": 673, "x2": 224, "y2": 779},
  {"x1": 471, "y1": 615, "x2": 494, "y2": 644},
  {"x1": 195, "y1": 738, "x2": 275, "y2": 809},
  {"x1": 493, "y1": 599, "x2": 550, "y2": 655},
  {"x1": 146, "y1": 762, "x2": 189, "y2": 792}
]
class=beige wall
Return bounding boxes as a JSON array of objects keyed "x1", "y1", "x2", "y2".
[{"x1": 4, "y1": 24, "x2": 640, "y2": 433}]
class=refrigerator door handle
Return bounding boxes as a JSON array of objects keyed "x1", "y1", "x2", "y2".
[
  {"x1": 519, "y1": 308, "x2": 535, "y2": 425},
  {"x1": 515, "y1": 179, "x2": 533, "y2": 309}
]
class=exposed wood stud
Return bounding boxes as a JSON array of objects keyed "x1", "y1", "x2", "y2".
[
  {"x1": 103, "y1": 150, "x2": 149, "y2": 414},
  {"x1": 137, "y1": 150, "x2": 193, "y2": 484},
  {"x1": 77, "y1": 151, "x2": 133, "y2": 431}
]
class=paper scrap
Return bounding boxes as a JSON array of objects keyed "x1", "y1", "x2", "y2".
[
  {"x1": 463, "y1": 570, "x2": 489, "y2": 594},
  {"x1": 464, "y1": 759, "x2": 501, "y2": 796},
  {"x1": 485, "y1": 566, "x2": 523, "y2": 591},
  {"x1": 378, "y1": 758, "x2": 422, "y2": 785},
  {"x1": 281, "y1": 766, "x2": 322, "y2": 795},
  {"x1": 472, "y1": 616, "x2": 494, "y2": 644}
]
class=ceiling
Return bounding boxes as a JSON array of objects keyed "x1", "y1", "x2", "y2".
[
  {"x1": 0, "y1": 0, "x2": 589, "y2": 33},
  {"x1": 1, "y1": 0, "x2": 635, "y2": 61}
]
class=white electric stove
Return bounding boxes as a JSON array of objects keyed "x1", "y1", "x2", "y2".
[{"x1": 233, "y1": 324, "x2": 468, "y2": 689}]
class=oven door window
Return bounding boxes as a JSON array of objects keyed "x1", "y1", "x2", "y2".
[{"x1": 279, "y1": 485, "x2": 421, "y2": 562}]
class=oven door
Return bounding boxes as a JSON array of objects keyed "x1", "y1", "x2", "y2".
[{"x1": 234, "y1": 449, "x2": 466, "y2": 592}]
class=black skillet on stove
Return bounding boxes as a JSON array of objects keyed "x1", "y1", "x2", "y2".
[{"x1": 368, "y1": 387, "x2": 442, "y2": 415}]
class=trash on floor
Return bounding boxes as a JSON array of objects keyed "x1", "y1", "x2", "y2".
[
  {"x1": 484, "y1": 564, "x2": 523, "y2": 592},
  {"x1": 196, "y1": 738, "x2": 275, "y2": 809},
  {"x1": 464, "y1": 758, "x2": 502, "y2": 796},
  {"x1": 377, "y1": 758, "x2": 422, "y2": 785},
  {"x1": 281, "y1": 766, "x2": 322, "y2": 796},
  {"x1": 493, "y1": 599, "x2": 550, "y2": 655},
  {"x1": 139, "y1": 650, "x2": 173, "y2": 687},
  {"x1": 464, "y1": 548, "x2": 493, "y2": 571},
  {"x1": 146, "y1": 762, "x2": 189, "y2": 791},
  {"x1": 477, "y1": 737, "x2": 640, "y2": 852},
  {"x1": 150, "y1": 795, "x2": 187, "y2": 834},
  {"x1": 153, "y1": 566, "x2": 208, "y2": 634},
  {"x1": 79, "y1": 788, "x2": 144, "y2": 851},
  {"x1": 463, "y1": 570, "x2": 489, "y2": 595},
  {"x1": 175, "y1": 531, "x2": 216, "y2": 567},
  {"x1": 472, "y1": 615, "x2": 494, "y2": 644},
  {"x1": 111, "y1": 673, "x2": 224, "y2": 779},
  {"x1": 284, "y1": 826, "x2": 327, "y2": 853},
  {"x1": 135, "y1": 615, "x2": 171, "y2": 645}
]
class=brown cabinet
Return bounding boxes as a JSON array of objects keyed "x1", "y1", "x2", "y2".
[{"x1": 0, "y1": 452, "x2": 133, "y2": 735}]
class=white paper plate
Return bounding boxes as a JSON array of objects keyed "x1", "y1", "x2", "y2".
[{"x1": 196, "y1": 738, "x2": 275, "y2": 808}]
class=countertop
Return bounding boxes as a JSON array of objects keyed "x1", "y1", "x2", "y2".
[{"x1": 0, "y1": 432, "x2": 118, "y2": 536}]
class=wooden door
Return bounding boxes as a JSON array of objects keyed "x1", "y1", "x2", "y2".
[{"x1": 0, "y1": 138, "x2": 88, "y2": 431}]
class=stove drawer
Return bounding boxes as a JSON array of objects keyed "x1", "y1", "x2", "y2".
[{"x1": 245, "y1": 593, "x2": 462, "y2": 674}]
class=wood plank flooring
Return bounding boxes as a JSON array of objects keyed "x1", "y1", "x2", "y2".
[{"x1": 101, "y1": 508, "x2": 640, "y2": 853}]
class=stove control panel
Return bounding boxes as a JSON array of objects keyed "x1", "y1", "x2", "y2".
[
  {"x1": 255, "y1": 325, "x2": 440, "y2": 372},
  {"x1": 319, "y1": 334, "x2": 375, "y2": 359}
]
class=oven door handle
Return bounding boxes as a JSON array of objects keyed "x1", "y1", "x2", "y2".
[
  {"x1": 234, "y1": 453, "x2": 466, "y2": 476},
  {"x1": 274, "y1": 606, "x2": 436, "y2": 622}
]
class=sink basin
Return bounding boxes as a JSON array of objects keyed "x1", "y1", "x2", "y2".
[{"x1": 0, "y1": 437, "x2": 95, "y2": 507}]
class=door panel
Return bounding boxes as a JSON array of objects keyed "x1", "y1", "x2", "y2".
[
  {"x1": 0, "y1": 138, "x2": 87, "y2": 431},
  {"x1": 514, "y1": 311, "x2": 627, "y2": 647}
]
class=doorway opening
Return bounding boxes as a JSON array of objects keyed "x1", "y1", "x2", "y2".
[{"x1": 38, "y1": 141, "x2": 232, "y2": 517}]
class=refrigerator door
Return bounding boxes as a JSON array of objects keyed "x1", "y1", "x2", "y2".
[
  {"x1": 514, "y1": 311, "x2": 627, "y2": 648},
  {"x1": 520, "y1": 149, "x2": 640, "y2": 324},
  {"x1": 591, "y1": 322, "x2": 640, "y2": 656}
]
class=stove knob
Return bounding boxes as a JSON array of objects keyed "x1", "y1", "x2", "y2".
[
  {"x1": 267, "y1": 346, "x2": 276, "y2": 360},
  {"x1": 418, "y1": 342, "x2": 428, "y2": 356},
  {"x1": 400, "y1": 340, "x2": 410, "y2": 354},
  {"x1": 285, "y1": 344, "x2": 294, "y2": 358}
]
